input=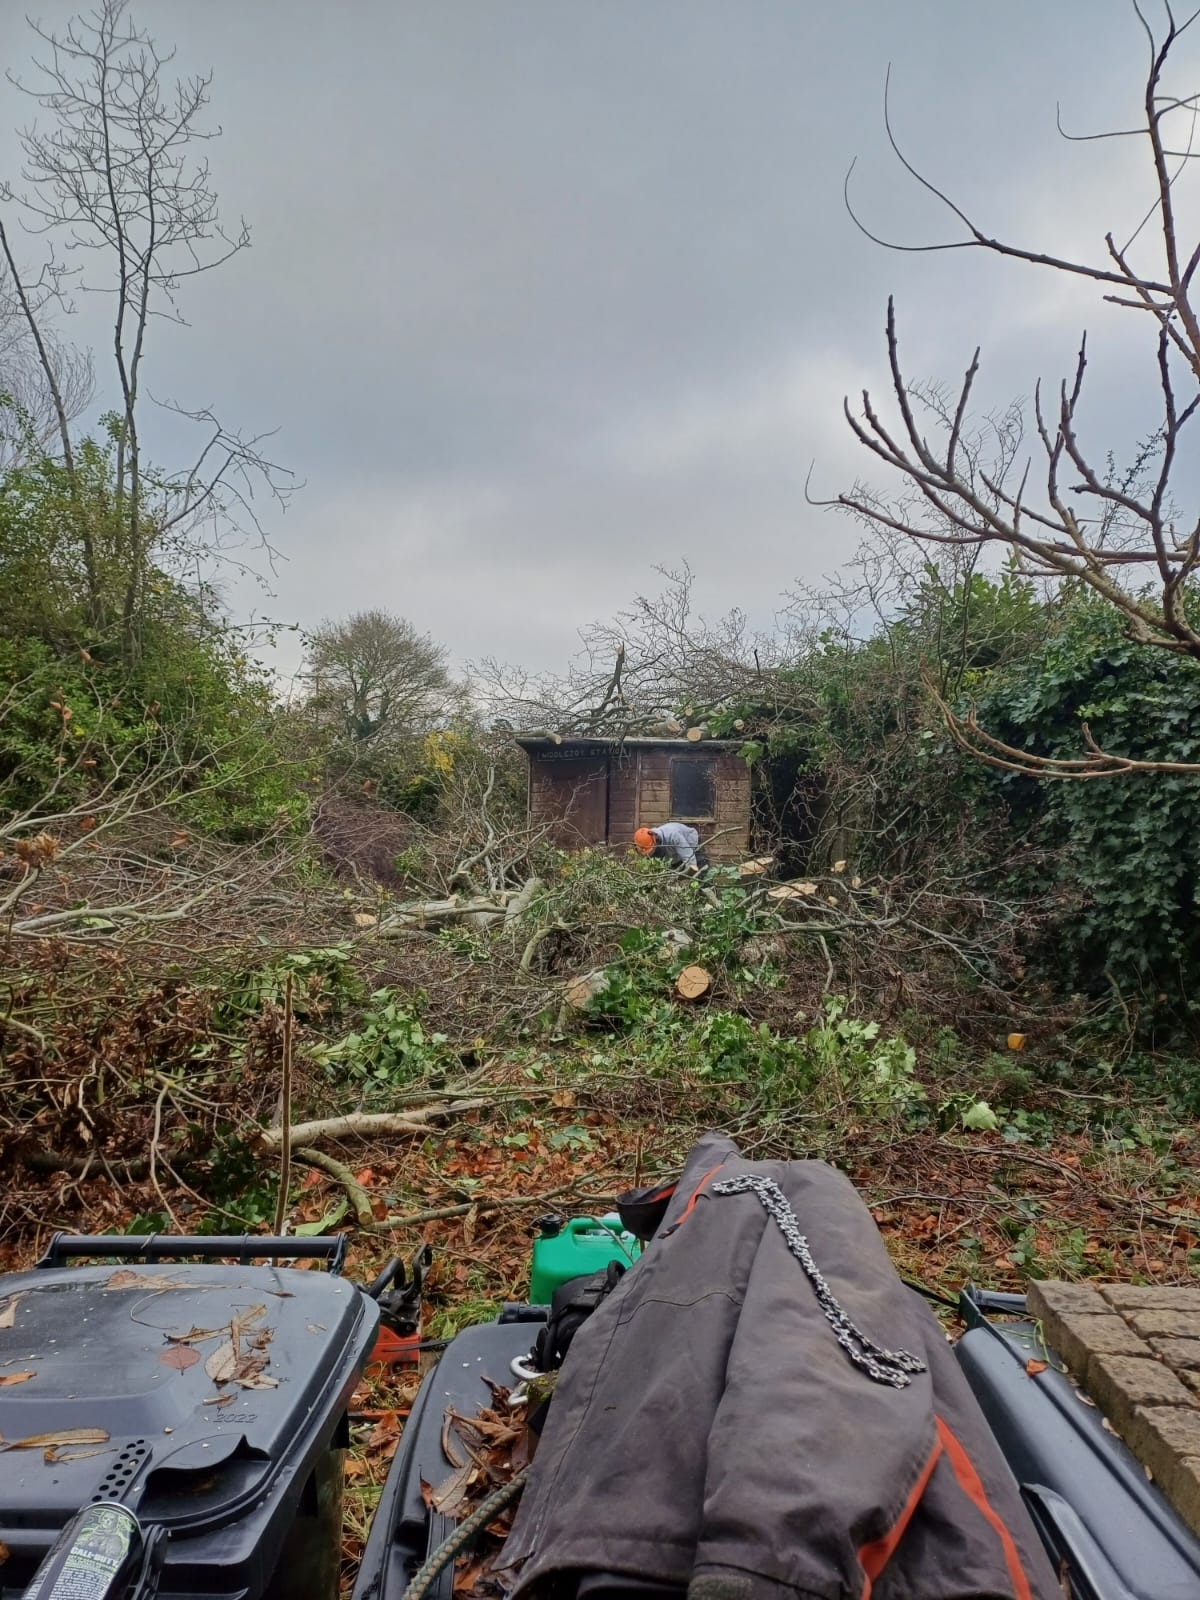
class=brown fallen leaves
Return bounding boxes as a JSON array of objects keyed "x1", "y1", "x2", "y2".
[
  {"x1": 419, "y1": 1386, "x2": 530, "y2": 1598},
  {"x1": 0, "y1": 1372, "x2": 35, "y2": 1387},
  {"x1": 103, "y1": 1270, "x2": 193, "y2": 1292},
  {"x1": 201, "y1": 1304, "x2": 278, "y2": 1391},
  {"x1": 0, "y1": 1427, "x2": 111, "y2": 1464},
  {"x1": 159, "y1": 1346, "x2": 200, "y2": 1372}
]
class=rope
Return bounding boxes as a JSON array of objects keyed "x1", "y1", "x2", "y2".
[
  {"x1": 399, "y1": 1465, "x2": 531, "y2": 1600},
  {"x1": 712, "y1": 1174, "x2": 926, "y2": 1388}
]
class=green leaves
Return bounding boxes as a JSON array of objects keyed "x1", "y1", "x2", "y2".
[
  {"x1": 314, "y1": 989, "x2": 449, "y2": 1096},
  {"x1": 293, "y1": 1199, "x2": 349, "y2": 1236},
  {"x1": 975, "y1": 588, "x2": 1200, "y2": 1021}
]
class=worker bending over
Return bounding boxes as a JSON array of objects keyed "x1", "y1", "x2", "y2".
[{"x1": 634, "y1": 824, "x2": 710, "y2": 873}]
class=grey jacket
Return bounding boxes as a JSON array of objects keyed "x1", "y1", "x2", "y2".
[
  {"x1": 651, "y1": 822, "x2": 701, "y2": 866},
  {"x1": 503, "y1": 1134, "x2": 1058, "y2": 1600}
]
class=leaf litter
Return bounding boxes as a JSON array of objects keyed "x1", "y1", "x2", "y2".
[
  {"x1": 198, "y1": 1303, "x2": 277, "y2": 1390},
  {"x1": 0, "y1": 1428, "x2": 110, "y2": 1455},
  {"x1": 103, "y1": 1270, "x2": 194, "y2": 1292},
  {"x1": 159, "y1": 1345, "x2": 200, "y2": 1372},
  {"x1": 416, "y1": 1386, "x2": 531, "y2": 1595}
]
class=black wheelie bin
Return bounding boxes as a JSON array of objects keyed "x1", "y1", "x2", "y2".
[{"x1": 0, "y1": 1234, "x2": 379, "y2": 1600}]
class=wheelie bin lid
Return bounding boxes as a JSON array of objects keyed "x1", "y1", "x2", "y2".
[{"x1": 0, "y1": 1257, "x2": 377, "y2": 1538}]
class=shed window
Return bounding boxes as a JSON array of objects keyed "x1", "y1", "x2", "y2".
[{"x1": 670, "y1": 758, "x2": 715, "y2": 819}]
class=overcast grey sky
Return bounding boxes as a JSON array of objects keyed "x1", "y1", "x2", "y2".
[{"x1": 0, "y1": 1, "x2": 1185, "y2": 684}]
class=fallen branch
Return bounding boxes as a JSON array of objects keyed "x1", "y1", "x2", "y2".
[
  {"x1": 255, "y1": 1098, "x2": 487, "y2": 1151},
  {"x1": 292, "y1": 1146, "x2": 374, "y2": 1226},
  {"x1": 520, "y1": 920, "x2": 572, "y2": 971},
  {"x1": 935, "y1": 1138, "x2": 1083, "y2": 1185},
  {"x1": 17, "y1": 1149, "x2": 148, "y2": 1178},
  {"x1": 378, "y1": 895, "x2": 508, "y2": 933},
  {"x1": 148, "y1": 1080, "x2": 181, "y2": 1231},
  {"x1": 0, "y1": 1012, "x2": 51, "y2": 1050},
  {"x1": 504, "y1": 875, "x2": 545, "y2": 925},
  {"x1": 369, "y1": 1179, "x2": 610, "y2": 1231}
]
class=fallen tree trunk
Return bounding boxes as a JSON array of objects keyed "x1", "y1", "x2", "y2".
[
  {"x1": 504, "y1": 875, "x2": 545, "y2": 926},
  {"x1": 256, "y1": 1098, "x2": 487, "y2": 1151},
  {"x1": 738, "y1": 856, "x2": 775, "y2": 878},
  {"x1": 379, "y1": 896, "x2": 509, "y2": 932}
]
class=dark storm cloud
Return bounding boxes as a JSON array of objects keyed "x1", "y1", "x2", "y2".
[{"x1": 0, "y1": 1, "x2": 1180, "y2": 679}]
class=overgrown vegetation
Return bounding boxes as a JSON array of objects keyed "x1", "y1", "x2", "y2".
[{"x1": 2, "y1": 0, "x2": 1199, "y2": 1483}]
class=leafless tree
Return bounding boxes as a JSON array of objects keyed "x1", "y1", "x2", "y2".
[
  {"x1": 833, "y1": 1, "x2": 1200, "y2": 775},
  {"x1": 0, "y1": 300, "x2": 94, "y2": 470},
  {"x1": 0, "y1": 0, "x2": 291, "y2": 653},
  {"x1": 477, "y1": 566, "x2": 801, "y2": 739}
]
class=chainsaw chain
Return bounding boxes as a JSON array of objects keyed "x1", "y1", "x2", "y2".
[{"x1": 712, "y1": 1173, "x2": 926, "y2": 1389}]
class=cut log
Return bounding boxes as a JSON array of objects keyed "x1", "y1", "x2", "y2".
[
  {"x1": 732, "y1": 719, "x2": 746, "y2": 732},
  {"x1": 685, "y1": 726, "x2": 705, "y2": 742},
  {"x1": 767, "y1": 881, "x2": 817, "y2": 902},
  {"x1": 675, "y1": 965, "x2": 711, "y2": 1000},
  {"x1": 737, "y1": 856, "x2": 775, "y2": 878},
  {"x1": 564, "y1": 970, "x2": 611, "y2": 1010}
]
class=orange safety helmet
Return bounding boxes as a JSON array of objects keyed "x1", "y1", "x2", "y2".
[{"x1": 633, "y1": 827, "x2": 656, "y2": 855}]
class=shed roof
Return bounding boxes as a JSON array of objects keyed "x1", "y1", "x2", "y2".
[{"x1": 515, "y1": 734, "x2": 742, "y2": 754}]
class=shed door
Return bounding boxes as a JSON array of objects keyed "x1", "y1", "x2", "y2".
[{"x1": 534, "y1": 758, "x2": 609, "y2": 847}]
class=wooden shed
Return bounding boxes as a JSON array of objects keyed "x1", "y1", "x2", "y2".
[{"x1": 516, "y1": 736, "x2": 751, "y2": 862}]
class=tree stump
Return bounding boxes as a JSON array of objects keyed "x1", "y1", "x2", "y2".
[{"x1": 675, "y1": 965, "x2": 711, "y2": 1000}]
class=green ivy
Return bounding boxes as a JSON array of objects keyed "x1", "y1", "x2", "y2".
[{"x1": 976, "y1": 592, "x2": 1200, "y2": 1023}]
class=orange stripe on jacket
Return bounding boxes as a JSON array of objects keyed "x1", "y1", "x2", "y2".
[
  {"x1": 664, "y1": 1163, "x2": 725, "y2": 1233},
  {"x1": 936, "y1": 1416, "x2": 1034, "y2": 1600},
  {"x1": 856, "y1": 1435, "x2": 944, "y2": 1600}
]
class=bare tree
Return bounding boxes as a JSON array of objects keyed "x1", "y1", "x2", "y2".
[
  {"x1": 0, "y1": 299, "x2": 94, "y2": 470},
  {"x1": 304, "y1": 610, "x2": 462, "y2": 746},
  {"x1": 833, "y1": 2, "x2": 1200, "y2": 775},
  {"x1": 0, "y1": 0, "x2": 291, "y2": 653},
  {"x1": 477, "y1": 566, "x2": 800, "y2": 740}
]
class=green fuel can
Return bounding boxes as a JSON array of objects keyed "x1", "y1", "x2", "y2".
[{"x1": 529, "y1": 1214, "x2": 641, "y2": 1303}]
